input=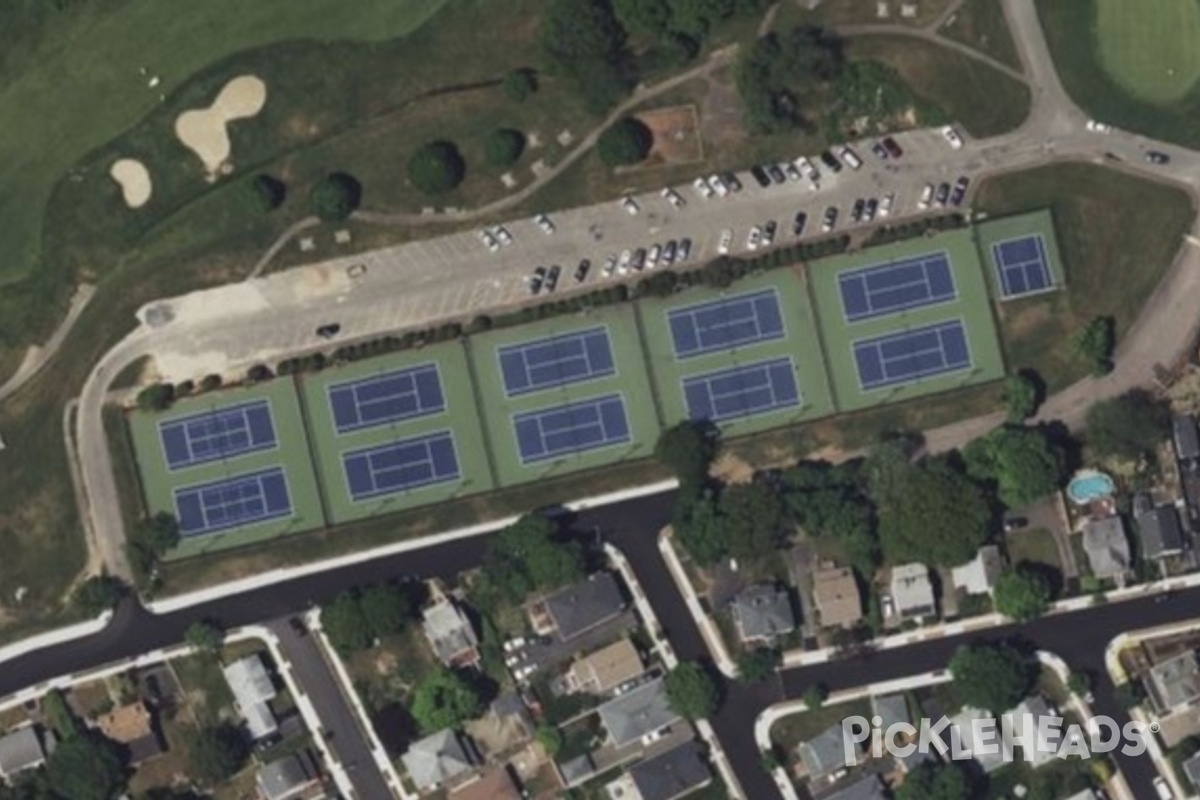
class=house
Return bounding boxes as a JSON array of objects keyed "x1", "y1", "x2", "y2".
[
  {"x1": 567, "y1": 638, "x2": 644, "y2": 695},
  {"x1": 422, "y1": 596, "x2": 480, "y2": 669},
  {"x1": 0, "y1": 726, "x2": 51, "y2": 782},
  {"x1": 951, "y1": 545, "x2": 1003, "y2": 596},
  {"x1": 947, "y1": 707, "x2": 1006, "y2": 773},
  {"x1": 256, "y1": 753, "x2": 322, "y2": 800},
  {"x1": 223, "y1": 654, "x2": 278, "y2": 740},
  {"x1": 597, "y1": 677, "x2": 681, "y2": 748},
  {"x1": 479, "y1": 693, "x2": 534, "y2": 746},
  {"x1": 797, "y1": 723, "x2": 851, "y2": 783},
  {"x1": 824, "y1": 775, "x2": 888, "y2": 800},
  {"x1": 812, "y1": 567, "x2": 862, "y2": 629},
  {"x1": 557, "y1": 753, "x2": 597, "y2": 788},
  {"x1": 1082, "y1": 516, "x2": 1132, "y2": 579},
  {"x1": 626, "y1": 741, "x2": 712, "y2": 800},
  {"x1": 1137, "y1": 504, "x2": 1185, "y2": 560},
  {"x1": 1145, "y1": 650, "x2": 1200, "y2": 712},
  {"x1": 530, "y1": 572, "x2": 625, "y2": 642},
  {"x1": 1006, "y1": 695, "x2": 1058, "y2": 769},
  {"x1": 889, "y1": 563, "x2": 936, "y2": 620},
  {"x1": 730, "y1": 585, "x2": 796, "y2": 644},
  {"x1": 449, "y1": 766, "x2": 522, "y2": 800},
  {"x1": 871, "y1": 694, "x2": 909, "y2": 734},
  {"x1": 94, "y1": 701, "x2": 164, "y2": 764},
  {"x1": 1174, "y1": 415, "x2": 1200, "y2": 462},
  {"x1": 1182, "y1": 750, "x2": 1200, "y2": 791},
  {"x1": 401, "y1": 729, "x2": 477, "y2": 791}
]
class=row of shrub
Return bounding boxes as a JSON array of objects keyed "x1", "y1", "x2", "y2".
[{"x1": 863, "y1": 212, "x2": 966, "y2": 247}]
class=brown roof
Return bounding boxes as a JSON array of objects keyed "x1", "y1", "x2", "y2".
[
  {"x1": 95, "y1": 702, "x2": 152, "y2": 743},
  {"x1": 813, "y1": 567, "x2": 862, "y2": 628},
  {"x1": 449, "y1": 767, "x2": 521, "y2": 800},
  {"x1": 570, "y1": 638, "x2": 644, "y2": 693}
]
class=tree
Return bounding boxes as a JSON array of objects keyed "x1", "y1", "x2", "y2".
[
  {"x1": 73, "y1": 576, "x2": 125, "y2": 615},
  {"x1": 133, "y1": 512, "x2": 179, "y2": 556},
  {"x1": 1113, "y1": 681, "x2": 1145, "y2": 709},
  {"x1": 186, "y1": 725, "x2": 249, "y2": 787},
  {"x1": 482, "y1": 514, "x2": 584, "y2": 603},
  {"x1": 1067, "y1": 670, "x2": 1092, "y2": 696},
  {"x1": 536, "y1": 724, "x2": 563, "y2": 756},
  {"x1": 597, "y1": 117, "x2": 654, "y2": 167},
  {"x1": 993, "y1": 566, "x2": 1052, "y2": 621},
  {"x1": 199, "y1": 373, "x2": 222, "y2": 392},
  {"x1": 736, "y1": 647, "x2": 781, "y2": 683},
  {"x1": 407, "y1": 140, "x2": 466, "y2": 195},
  {"x1": 41, "y1": 690, "x2": 81, "y2": 739},
  {"x1": 736, "y1": 26, "x2": 843, "y2": 133},
  {"x1": 136, "y1": 383, "x2": 174, "y2": 411},
  {"x1": 539, "y1": 0, "x2": 632, "y2": 111},
  {"x1": 654, "y1": 421, "x2": 716, "y2": 497},
  {"x1": 322, "y1": 590, "x2": 372, "y2": 652},
  {"x1": 665, "y1": 662, "x2": 719, "y2": 720},
  {"x1": 948, "y1": 643, "x2": 1035, "y2": 714},
  {"x1": 310, "y1": 172, "x2": 362, "y2": 221},
  {"x1": 409, "y1": 669, "x2": 487, "y2": 732},
  {"x1": 1073, "y1": 316, "x2": 1115, "y2": 375},
  {"x1": 484, "y1": 128, "x2": 526, "y2": 168},
  {"x1": 673, "y1": 492, "x2": 726, "y2": 566},
  {"x1": 246, "y1": 363, "x2": 273, "y2": 383},
  {"x1": 249, "y1": 174, "x2": 286, "y2": 212},
  {"x1": 1003, "y1": 372, "x2": 1039, "y2": 423},
  {"x1": 358, "y1": 583, "x2": 411, "y2": 640},
  {"x1": 895, "y1": 761, "x2": 971, "y2": 800},
  {"x1": 1085, "y1": 390, "x2": 1171, "y2": 461},
  {"x1": 962, "y1": 425, "x2": 1066, "y2": 509},
  {"x1": 502, "y1": 68, "x2": 538, "y2": 102},
  {"x1": 720, "y1": 481, "x2": 788, "y2": 564},
  {"x1": 803, "y1": 683, "x2": 829, "y2": 709},
  {"x1": 612, "y1": 0, "x2": 671, "y2": 36},
  {"x1": 782, "y1": 461, "x2": 879, "y2": 575},
  {"x1": 185, "y1": 620, "x2": 224, "y2": 654},
  {"x1": 45, "y1": 735, "x2": 125, "y2": 800}
]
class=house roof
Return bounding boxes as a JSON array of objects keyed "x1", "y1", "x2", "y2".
[
  {"x1": 96, "y1": 702, "x2": 152, "y2": 744},
  {"x1": 1082, "y1": 516, "x2": 1132, "y2": 578},
  {"x1": 731, "y1": 585, "x2": 796, "y2": 641},
  {"x1": 597, "y1": 677, "x2": 680, "y2": 748},
  {"x1": 570, "y1": 638, "x2": 644, "y2": 693},
  {"x1": 1175, "y1": 415, "x2": 1200, "y2": 461},
  {"x1": 1184, "y1": 750, "x2": 1200, "y2": 790},
  {"x1": 544, "y1": 572, "x2": 625, "y2": 641},
  {"x1": 798, "y1": 723, "x2": 849, "y2": 780},
  {"x1": 1007, "y1": 695, "x2": 1057, "y2": 767},
  {"x1": 951, "y1": 546, "x2": 1003, "y2": 595},
  {"x1": 223, "y1": 655, "x2": 277, "y2": 740},
  {"x1": 401, "y1": 729, "x2": 475, "y2": 790},
  {"x1": 871, "y1": 694, "x2": 909, "y2": 733},
  {"x1": 948, "y1": 707, "x2": 1006, "y2": 773},
  {"x1": 1146, "y1": 650, "x2": 1200, "y2": 711},
  {"x1": 422, "y1": 598, "x2": 479, "y2": 666},
  {"x1": 889, "y1": 563, "x2": 935, "y2": 616},
  {"x1": 824, "y1": 775, "x2": 888, "y2": 800},
  {"x1": 0, "y1": 727, "x2": 47, "y2": 778},
  {"x1": 256, "y1": 753, "x2": 317, "y2": 800},
  {"x1": 812, "y1": 567, "x2": 862, "y2": 628},
  {"x1": 449, "y1": 766, "x2": 522, "y2": 800},
  {"x1": 1138, "y1": 505, "x2": 1186, "y2": 558},
  {"x1": 558, "y1": 753, "x2": 596, "y2": 787},
  {"x1": 629, "y1": 741, "x2": 712, "y2": 800}
]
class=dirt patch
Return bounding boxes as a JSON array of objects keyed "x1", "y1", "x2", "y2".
[
  {"x1": 998, "y1": 300, "x2": 1057, "y2": 338},
  {"x1": 636, "y1": 104, "x2": 704, "y2": 165},
  {"x1": 175, "y1": 75, "x2": 267, "y2": 177},
  {"x1": 710, "y1": 451, "x2": 755, "y2": 484},
  {"x1": 108, "y1": 159, "x2": 152, "y2": 208}
]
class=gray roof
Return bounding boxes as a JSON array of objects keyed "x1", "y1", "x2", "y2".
[
  {"x1": 824, "y1": 775, "x2": 888, "y2": 800},
  {"x1": 798, "y1": 723, "x2": 849, "y2": 780},
  {"x1": 1146, "y1": 650, "x2": 1200, "y2": 711},
  {"x1": 401, "y1": 729, "x2": 475, "y2": 790},
  {"x1": 557, "y1": 753, "x2": 596, "y2": 787},
  {"x1": 629, "y1": 741, "x2": 712, "y2": 800},
  {"x1": 1184, "y1": 750, "x2": 1200, "y2": 789},
  {"x1": 1082, "y1": 516, "x2": 1132, "y2": 578},
  {"x1": 731, "y1": 585, "x2": 796, "y2": 642},
  {"x1": 422, "y1": 598, "x2": 479, "y2": 665},
  {"x1": 951, "y1": 546, "x2": 1003, "y2": 595},
  {"x1": 256, "y1": 753, "x2": 315, "y2": 800},
  {"x1": 1175, "y1": 415, "x2": 1200, "y2": 461},
  {"x1": 597, "y1": 677, "x2": 680, "y2": 748},
  {"x1": 223, "y1": 654, "x2": 277, "y2": 740},
  {"x1": 0, "y1": 727, "x2": 46, "y2": 778},
  {"x1": 545, "y1": 572, "x2": 625, "y2": 641},
  {"x1": 1138, "y1": 505, "x2": 1185, "y2": 558},
  {"x1": 871, "y1": 694, "x2": 909, "y2": 733}
]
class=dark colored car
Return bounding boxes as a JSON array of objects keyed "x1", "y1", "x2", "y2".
[
  {"x1": 822, "y1": 206, "x2": 838, "y2": 231},
  {"x1": 545, "y1": 264, "x2": 561, "y2": 292},
  {"x1": 662, "y1": 240, "x2": 677, "y2": 265},
  {"x1": 882, "y1": 136, "x2": 903, "y2": 158},
  {"x1": 819, "y1": 150, "x2": 843, "y2": 173},
  {"x1": 792, "y1": 211, "x2": 808, "y2": 237},
  {"x1": 864, "y1": 198, "x2": 878, "y2": 221},
  {"x1": 763, "y1": 220, "x2": 777, "y2": 246},
  {"x1": 1003, "y1": 515, "x2": 1029, "y2": 533},
  {"x1": 677, "y1": 238, "x2": 692, "y2": 262},
  {"x1": 766, "y1": 164, "x2": 786, "y2": 185},
  {"x1": 750, "y1": 164, "x2": 772, "y2": 187},
  {"x1": 529, "y1": 267, "x2": 546, "y2": 294},
  {"x1": 288, "y1": 617, "x2": 308, "y2": 637},
  {"x1": 632, "y1": 248, "x2": 647, "y2": 270},
  {"x1": 935, "y1": 182, "x2": 951, "y2": 206},
  {"x1": 1146, "y1": 150, "x2": 1171, "y2": 164},
  {"x1": 871, "y1": 141, "x2": 889, "y2": 160},
  {"x1": 722, "y1": 172, "x2": 743, "y2": 192},
  {"x1": 573, "y1": 259, "x2": 591, "y2": 283},
  {"x1": 950, "y1": 176, "x2": 970, "y2": 206},
  {"x1": 316, "y1": 323, "x2": 341, "y2": 339},
  {"x1": 851, "y1": 198, "x2": 866, "y2": 222}
]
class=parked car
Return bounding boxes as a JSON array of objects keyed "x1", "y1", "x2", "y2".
[
  {"x1": 935, "y1": 182, "x2": 951, "y2": 206},
  {"x1": 820, "y1": 150, "x2": 843, "y2": 173},
  {"x1": 1153, "y1": 776, "x2": 1174, "y2": 800},
  {"x1": 795, "y1": 156, "x2": 820, "y2": 183},
  {"x1": 316, "y1": 323, "x2": 341, "y2": 339},
  {"x1": 950, "y1": 176, "x2": 970, "y2": 206},
  {"x1": 662, "y1": 240, "x2": 677, "y2": 266},
  {"x1": 573, "y1": 259, "x2": 591, "y2": 283},
  {"x1": 661, "y1": 187, "x2": 685, "y2": 208},
  {"x1": 494, "y1": 226, "x2": 513, "y2": 246},
  {"x1": 762, "y1": 220, "x2": 777, "y2": 247},
  {"x1": 618, "y1": 250, "x2": 632, "y2": 275},
  {"x1": 647, "y1": 244, "x2": 661, "y2": 269},
  {"x1": 693, "y1": 176, "x2": 715, "y2": 199},
  {"x1": 478, "y1": 229, "x2": 499, "y2": 252},
  {"x1": 529, "y1": 267, "x2": 546, "y2": 294},
  {"x1": 1146, "y1": 150, "x2": 1171, "y2": 164},
  {"x1": 750, "y1": 164, "x2": 771, "y2": 188},
  {"x1": 722, "y1": 172, "x2": 743, "y2": 192},
  {"x1": 746, "y1": 225, "x2": 763, "y2": 251},
  {"x1": 621, "y1": 196, "x2": 640, "y2": 215},
  {"x1": 766, "y1": 164, "x2": 786, "y2": 185},
  {"x1": 1003, "y1": 516, "x2": 1029, "y2": 533},
  {"x1": 941, "y1": 124, "x2": 964, "y2": 149},
  {"x1": 718, "y1": 229, "x2": 733, "y2": 254},
  {"x1": 851, "y1": 198, "x2": 866, "y2": 222},
  {"x1": 871, "y1": 140, "x2": 889, "y2": 160},
  {"x1": 919, "y1": 184, "x2": 934, "y2": 209},
  {"x1": 784, "y1": 162, "x2": 803, "y2": 182},
  {"x1": 879, "y1": 193, "x2": 895, "y2": 217},
  {"x1": 535, "y1": 213, "x2": 556, "y2": 234},
  {"x1": 838, "y1": 145, "x2": 863, "y2": 170},
  {"x1": 631, "y1": 248, "x2": 646, "y2": 270},
  {"x1": 708, "y1": 174, "x2": 729, "y2": 197},
  {"x1": 863, "y1": 198, "x2": 878, "y2": 222},
  {"x1": 1085, "y1": 119, "x2": 1112, "y2": 133},
  {"x1": 822, "y1": 206, "x2": 838, "y2": 232},
  {"x1": 544, "y1": 265, "x2": 561, "y2": 292},
  {"x1": 603, "y1": 254, "x2": 618, "y2": 276},
  {"x1": 792, "y1": 211, "x2": 808, "y2": 237},
  {"x1": 882, "y1": 136, "x2": 903, "y2": 158},
  {"x1": 677, "y1": 238, "x2": 692, "y2": 262}
]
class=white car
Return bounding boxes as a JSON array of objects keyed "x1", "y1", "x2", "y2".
[
  {"x1": 478, "y1": 229, "x2": 499, "y2": 252},
  {"x1": 494, "y1": 226, "x2": 513, "y2": 246},
  {"x1": 1086, "y1": 119, "x2": 1113, "y2": 133},
  {"x1": 919, "y1": 184, "x2": 934, "y2": 209},
  {"x1": 618, "y1": 249, "x2": 632, "y2": 275},
  {"x1": 621, "y1": 196, "x2": 640, "y2": 215},
  {"x1": 717, "y1": 229, "x2": 733, "y2": 255},
  {"x1": 534, "y1": 213, "x2": 555, "y2": 234},
  {"x1": 641, "y1": 727, "x2": 669, "y2": 746},
  {"x1": 603, "y1": 254, "x2": 618, "y2": 276},
  {"x1": 879, "y1": 193, "x2": 895, "y2": 217},
  {"x1": 660, "y1": 187, "x2": 685, "y2": 208},
  {"x1": 647, "y1": 244, "x2": 661, "y2": 269},
  {"x1": 940, "y1": 125, "x2": 964, "y2": 149},
  {"x1": 707, "y1": 174, "x2": 729, "y2": 198},
  {"x1": 838, "y1": 146, "x2": 863, "y2": 170},
  {"x1": 795, "y1": 156, "x2": 819, "y2": 182},
  {"x1": 692, "y1": 176, "x2": 714, "y2": 199},
  {"x1": 746, "y1": 225, "x2": 762, "y2": 251},
  {"x1": 1153, "y1": 777, "x2": 1174, "y2": 800}
]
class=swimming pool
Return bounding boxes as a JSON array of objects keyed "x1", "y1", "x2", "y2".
[{"x1": 1067, "y1": 470, "x2": 1116, "y2": 505}]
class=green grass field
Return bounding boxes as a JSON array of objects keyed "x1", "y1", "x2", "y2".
[
  {"x1": 807, "y1": 228, "x2": 1006, "y2": 413},
  {"x1": 941, "y1": 0, "x2": 1024, "y2": 72},
  {"x1": 1095, "y1": 0, "x2": 1200, "y2": 104}
]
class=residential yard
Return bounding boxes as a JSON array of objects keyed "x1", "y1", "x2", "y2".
[
  {"x1": 171, "y1": 653, "x2": 235, "y2": 726},
  {"x1": 975, "y1": 163, "x2": 1196, "y2": 393},
  {"x1": 940, "y1": 0, "x2": 1023, "y2": 72},
  {"x1": 343, "y1": 625, "x2": 440, "y2": 717},
  {"x1": 1005, "y1": 528, "x2": 1063, "y2": 573},
  {"x1": 769, "y1": 698, "x2": 871, "y2": 754}
]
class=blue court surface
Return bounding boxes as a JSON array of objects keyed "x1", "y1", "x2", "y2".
[
  {"x1": 668, "y1": 288, "x2": 785, "y2": 359},
  {"x1": 991, "y1": 235, "x2": 1053, "y2": 299},
  {"x1": 498, "y1": 327, "x2": 615, "y2": 396},
  {"x1": 839, "y1": 252, "x2": 956, "y2": 322},
  {"x1": 173, "y1": 467, "x2": 292, "y2": 537},
  {"x1": 683, "y1": 357, "x2": 801, "y2": 422},
  {"x1": 513, "y1": 394, "x2": 631, "y2": 464},
  {"x1": 159, "y1": 400, "x2": 276, "y2": 471},
  {"x1": 342, "y1": 431, "x2": 461, "y2": 501},
  {"x1": 328, "y1": 364, "x2": 445, "y2": 434},
  {"x1": 854, "y1": 320, "x2": 971, "y2": 391}
]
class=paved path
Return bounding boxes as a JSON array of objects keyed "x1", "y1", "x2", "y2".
[{"x1": 0, "y1": 284, "x2": 94, "y2": 403}]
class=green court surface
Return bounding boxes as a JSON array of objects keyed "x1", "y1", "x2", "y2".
[
  {"x1": 975, "y1": 209, "x2": 1066, "y2": 301},
  {"x1": 1095, "y1": 0, "x2": 1200, "y2": 105},
  {"x1": 637, "y1": 270, "x2": 836, "y2": 437},
  {"x1": 128, "y1": 379, "x2": 324, "y2": 559},
  {"x1": 299, "y1": 342, "x2": 494, "y2": 524},
  {"x1": 808, "y1": 229, "x2": 1006, "y2": 413},
  {"x1": 466, "y1": 305, "x2": 663, "y2": 487}
]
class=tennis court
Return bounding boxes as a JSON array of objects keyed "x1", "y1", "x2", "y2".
[
  {"x1": 328, "y1": 364, "x2": 445, "y2": 434},
  {"x1": 838, "y1": 252, "x2": 956, "y2": 322},
  {"x1": 498, "y1": 327, "x2": 615, "y2": 396},
  {"x1": 159, "y1": 400, "x2": 276, "y2": 471},
  {"x1": 683, "y1": 357, "x2": 801, "y2": 422},
  {"x1": 173, "y1": 467, "x2": 293, "y2": 537},
  {"x1": 991, "y1": 234, "x2": 1053, "y2": 299},
  {"x1": 853, "y1": 320, "x2": 972, "y2": 390},
  {"x1": 513, "y1": 394, "x2": 631, "y2": 465},
  {"x1": 342, "y1": 430, "x2": 461, "y2": 501},
  {"x1": 668, "y1": 288, "x2": 785, "y2": 358}
]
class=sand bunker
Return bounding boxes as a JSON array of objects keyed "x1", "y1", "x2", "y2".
[
  {"x1": 109, "y1": 159, "x2": 152, "y2": 208},
  {"x1": 175, "y1": 75, "x2": 267, "y2": 176}
]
